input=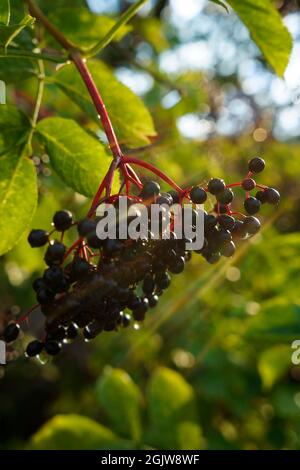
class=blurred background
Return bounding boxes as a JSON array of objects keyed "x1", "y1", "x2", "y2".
[{"x1": 1, "y1": 0, "x2": 300, "y2": 450}]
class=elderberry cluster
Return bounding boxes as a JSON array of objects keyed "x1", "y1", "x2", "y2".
[{"x1": 1, "y1": 157, "x2": 280, "y2": 359}]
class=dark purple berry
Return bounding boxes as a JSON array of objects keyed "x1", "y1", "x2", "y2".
[
  {"x1": 244, "y1": 197, "x2": 261, "y2": 215},
  {"x1": 43, "y1": 266, "x2": 63, "y2": 288},
  {"x1": 218, "y1": 214, "x2": 235, "y2": 231},
  {"x1": 243, "y1": 216, "x2": 261, "y2": 235},
  {"x1": 217, "y1": 188, "x2": 234, "y2": 205},
  {"x1": 44, "y1": 241, "x2": 66, "y2": 266},
  {"x1": 77, "y1": 219, "x2": 97, "y2": 237},
  {"x1": 208, "y1": 178, "x2": 225, "y2": 195},
  {"x1": 28, "y1": 229, "x2": 49, "y2": 248},
  {"x1": 53, "y1": 210, "x2": 73, "y2": 231},
  {"x1": 256, "y1": 190, "x2": 268, "y2": 203},
  {"x1": 26, "y1": 340, "x2": 44, "y2": 357},
  {"x1": 3, "y1": 323, "x2": 20, "y2": 343},
  {"x1": 44, "y1": 340, "x2": 62, "y2": 356},
  {"x1": 242, "y1": 178, "x2": 256, "y2": 191},
  {"x1": 248, "y1": 157, "x2": 265, "y2": 173},
  {"x1": 190, "y1": 187, "x2": 207, "y2": 204},
  {"x1": 265, "y1": 188, "x2": 280, "y2": 205}
]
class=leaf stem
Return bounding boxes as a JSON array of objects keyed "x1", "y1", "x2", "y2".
[
  {"x1": 85, "y1": 0, "x2": 148, "y2": 58},
  {"x1": 0, "y1": 47, "x2": 67, "y2": 63},
  {"x1": 27, "y1": 59, "x2": 45, "y2": 152}
]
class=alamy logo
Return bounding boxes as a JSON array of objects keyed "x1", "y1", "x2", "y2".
[
  {"x1": 95, "y1": 197, "x2": 205, "y2": 251},
  {"x1": 0, "y1": 340, "x2": 6, "y2": 365},
  {"x1": 291, "y1": 340, "x2": 300, "y2": 365}
]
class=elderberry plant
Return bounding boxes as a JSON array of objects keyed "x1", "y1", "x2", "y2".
[{"x1": 0, "y1": 0, "x2": 285, "y2": 361}]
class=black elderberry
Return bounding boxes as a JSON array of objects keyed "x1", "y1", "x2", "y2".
[
  {"x1": 244, "y1": 197, "x2": 261, "y2": 215},
  {"x1": 218, "y1": 214, "x2": 235, "y2": 231},
  {"x1": 168, "y1": 190, "x2": 180, "y2": 204},
  {"x1": 169, "y1": 256, "x2": 185, "y2": 274},
  {"x1": 265, "y1": 187, "x2": 280, "y2": 205},
  {"x1": 53, "y1": 210, "x2": 73, "y2": 231},
  {"x1": 141, "y1": 181, "x2": 161, "y2": 199},
  {"x1": 204, "y1": 214, "x2": 218, "y2": 232},
  {"x1": 33, "y1": 277, "x2": 45, "y2": 292},
  {"x1": 37, "y1": 288, "x2": 55, "y2": 305},
  {"x1": 148, "y1": 294, "x2": 159, "y2": 308},
  {"x1": 221, "y1": 241, "x2": 236, "y2": 257},
  {"x1": 231, "y1": 220, "x2": 247, "y2": 239},
  {"x1": 190, "y1": 186, "x2": 207, "y2": 204},
  {"x1": 43, "y1": 266, "x2": 64, "y2": 289},
  {"x1": 133, "y1": 298, "x2": 149, "y2": 321},
  {"x1": 103, "y1": 239, "x2": 124, "y2": 256},
  {"x1": 66, "y1": 323, "x2": 79, "y2": 339},
  {"x1": 3, "y1": 322, "x2": 20, "y2": 343},
  {"x1": 243, "y1": 216, "x2": 261, "y2": 235},
  {"x1": 142, "y1": 273, "x2": 155, "y2": 295},
  {"x1": 44, "y1": 340, "x2": 62, "y2": 356},
  {"x1": 242, "y1": 178, "x2": 256, "y2": 191},
  {"x1": 155, "y1": 271, "x2": 171, "y2": 290},
  {"x1": 205, "y1": 252, "x2": 221, "y2": 264},
  {"x1": 28, "y1": 229, "x2": 49, "y2": 248},
  {"x1": 208, "y1": 178, "x2": 225, "y2": 195},
  {"x1": 26, "y1": 340, "x2": 44, "y2": 357},
  {"x1": 157, "y1": 193, "x2": 173, "y2": 206},
  {"x1": 86, "y1": 231, "x2": 102, "y2": 248},
  {"x1": 71, "y1": 258, "x2": 90, "y2": 280},
  {"x1": 47, "y1": 325, "x2": 66, "y2": 341},
  {"x1": 122, "y1": 313, "x2": 131, "y2": 327},
  {"x1": 256, "y1": 190, "x2": 268, "y2": 203},
  {"x1": 216, "y1": 188, "x2": 234, "y2": 205},
  {"x1": 248, "y1": 157, "x2": 265, "y2": 173},
  {"x1": 77, "y1": 219, "x2": 97, "y2": 237},
  {"x1": 44, "y1": 241, "x2": 66, "y2": 266}
]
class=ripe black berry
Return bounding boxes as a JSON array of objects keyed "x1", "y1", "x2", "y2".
[
  {"x1": 244, "y1": 197, "x2": 261, "y2": 215},
  {"x1": 148, "y1": 294, "x2": 159, "y2": 308},
  {"x1": 71, "y1": 258, "x2": 90, "y2": 280},
  {"x1": 141, "y1": 181, "x2": 160, "y2": 199},
  {"x1": 155, "y1": 271, "x2": 171, "y2": 290},
  {"x1": 217, "y1": 188, "x2": 234, "y2": 205},
  {"x1": 168, "y1": 190, "x2": 180, "y2": 204},
  {"x1": 43, "y1": 266, "x2": 64, "y2": 289},
  {"x1": 47, "y1": 325, "x2": 66, "y2": 341},
  {"x1": 122, "y1": 313, "x2": 131, "y2": 327},
  {"x1": 190, "y1": 186, "x2": 207, "y2": 204},
  {"x1": 3, "y1": 323, "x2": 20, "y2": 343},
  {"x1": 265, "y1": 187, "x2": 280, "y2": 205},
  {"x1": 66, "y1": 323, "x2": 78, "y2": 339},
  {"x1": 37, "y1": 288, "x2": 55, "y2": 305},
  {"x1": 28, "y1": 229, "x2": 49, "y2": 248},
  {"x1": 243, "y1": 216, "x2": 261, "y2": 235},
  {"x1": 26, "y1": 340, "x2": 44, "y2": 357},
  {"x1": 169, "y1": 256, "x2": 185, "y2": 274},
  {"x1": 248, "y1": 157, "x2": 265, "y2": 173},
  {"x1": 256, "y1": 190, "x2": 268, "y2": 203},
  {"x1": 208, "y1": 178, "x2": 225, "y2": 195},
  {"x1": 77, "y1": 219, "x2": 97, "y2": 237},
  {"x1": 44, "y1": 241, "x2": 66, "y2": 266},
  {"x1": 33, "y1": 278, "x2": 45, "y2": 292},
  {"x1": 44, "y1": 340, "x2": 62, "y2": 356},
  {"x1": 221, "y1": 241, "x2": 236, "y2": 257},
  {"x1": 53, "y1": 210, "x2": 73, "y2": 231},
  {"x1": 242, "y1": 178, "x2": 256, "y2": 191},
  {"x1": 218, "y1": 214, "x2": 235, "y2": 231}
]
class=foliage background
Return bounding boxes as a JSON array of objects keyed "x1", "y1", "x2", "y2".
[{"x1": 1, "y1": 0, "x2": 300, "y2": 450}]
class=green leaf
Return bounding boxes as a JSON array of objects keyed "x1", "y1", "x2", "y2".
[
  {"x1": 0, "y1": 14, "x2": 34, "y2": 49},
  {"x1": 47, "y1": 7, "x2": 131, "y2": 50},
  {"x1": 86, "y1": 0, "x2": 147, "y2": 57},
  {"x1": 0, "y1": 57, "x2": 37, "y2": 83},
  {"x1": 147, "y1": 367, "x2": 202, "y2": 449},
  {"x1": 95, "y1": 367, "x2": 143, "y2": 442},
  {"x1": 0, "y1": 0, "x2": 10, "y2": 25},
  {"x1": 258, "y1": 345, "x2": 291, "y2": 390},
  {"x1": 209, "y1": 0, "x2": 229, "y2": 13},
  {"x1": 227, "y1": 0, "x2": 292, "y2": 76},
  {"x1": 36, "y1": 117, "x2": 114, "y2": 197},
  {"x1": 0, "y1": 149, "x2": 37, "y2": 256},
  {"x1": 246, "y1": 298, "x2": 300, "y2": 342},
  {"x1": 0, "y1": 105, "x2": 31, "y2": 154},
  {"x1": 29, "y1": 414, "x2": 125, "y2": 450},
  {"x1": 53, "y1": 60, "x2": 156, "y2": 148}
]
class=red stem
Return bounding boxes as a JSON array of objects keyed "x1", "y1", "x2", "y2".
[
  {"x1": 71, "y1": 51, "x2": 123, "y2": 159},
  {"x1": 124, "y1": 156, "x2": 184, "y2": 193}
]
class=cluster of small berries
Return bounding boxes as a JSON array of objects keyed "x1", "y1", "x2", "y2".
[{"x1": 1, "y1": 157, "x2": 280, "y2": 358}]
